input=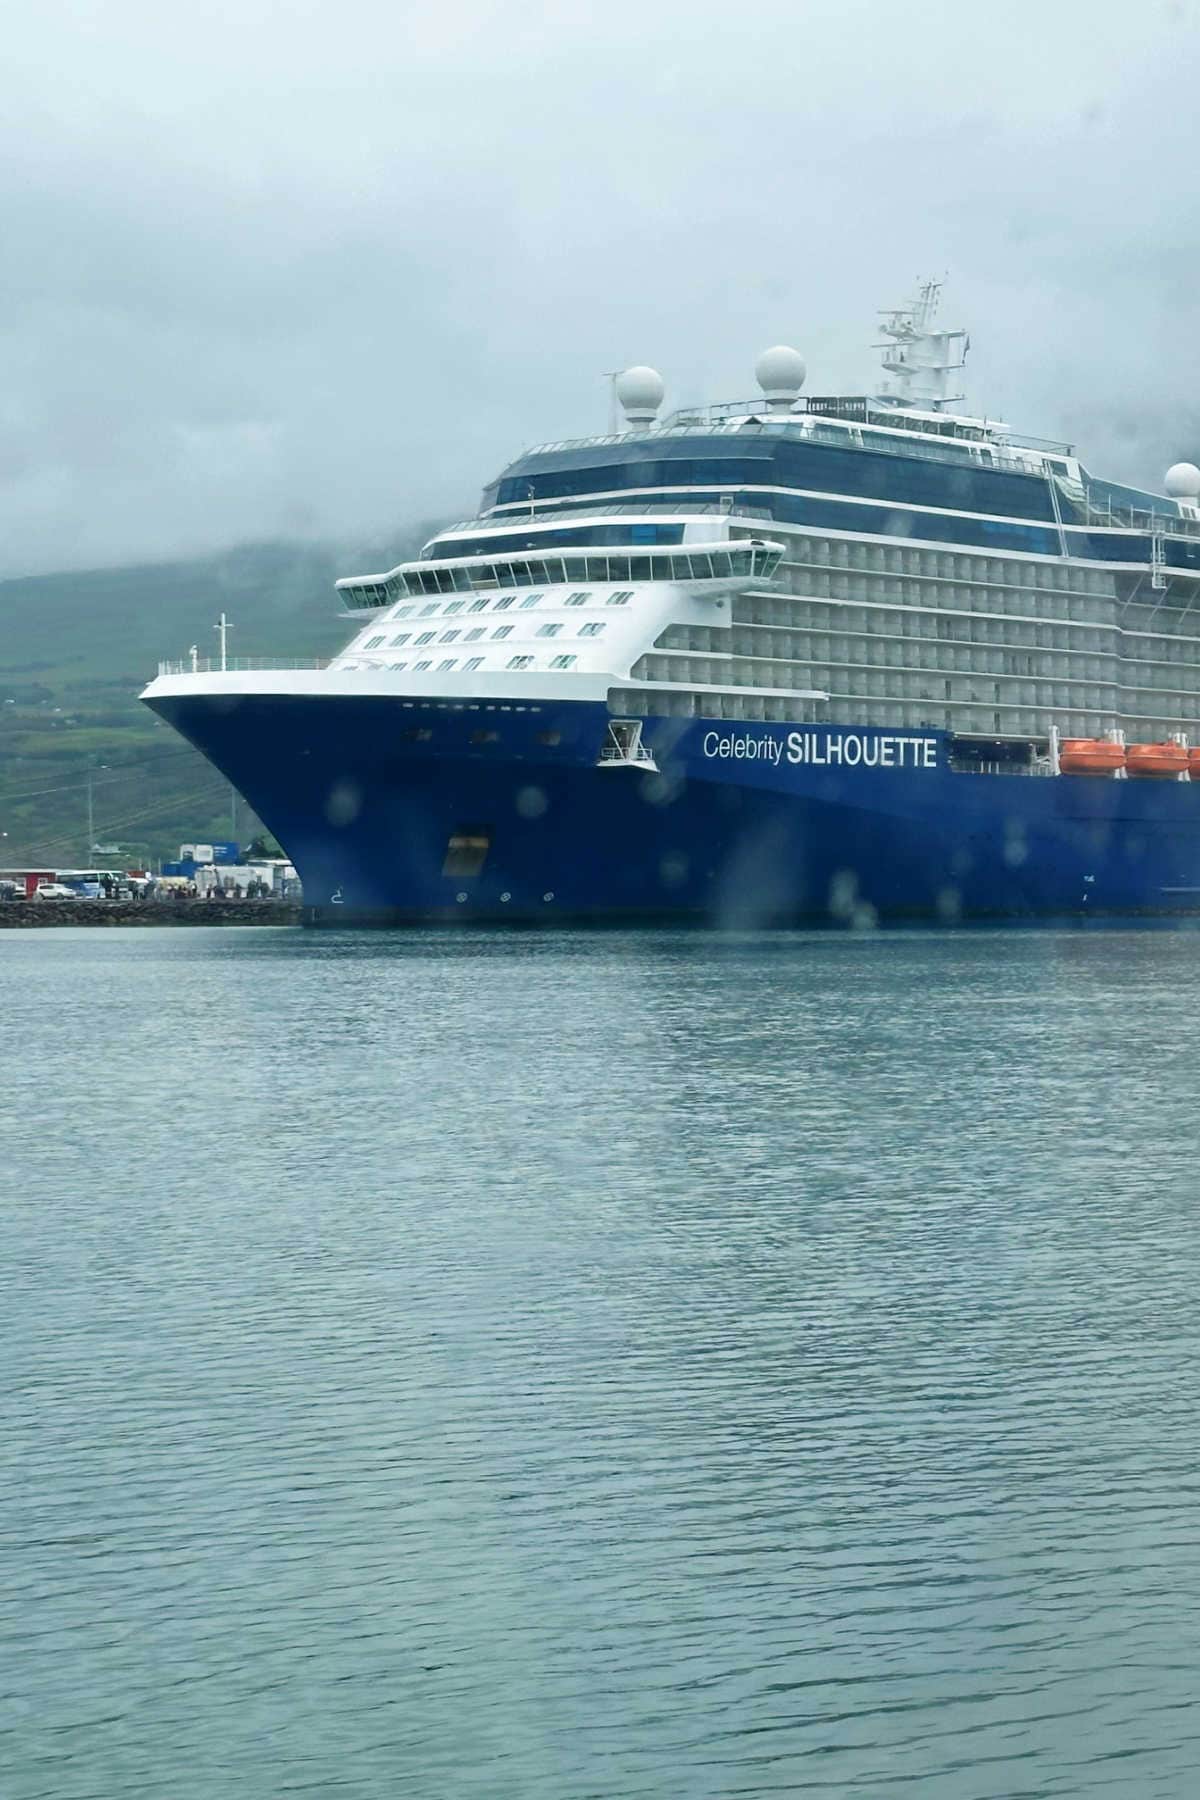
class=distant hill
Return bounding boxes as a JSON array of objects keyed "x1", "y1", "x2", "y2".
[{"x1": 0, "y1": 525, "x2": 443, "y2": 867}]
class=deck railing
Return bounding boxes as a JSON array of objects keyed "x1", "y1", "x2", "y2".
[{"x1": 156, "y1": 657, "x2": 330, "y2": 677}]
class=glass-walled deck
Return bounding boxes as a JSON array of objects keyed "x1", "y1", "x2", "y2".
[{"x1": 338, "y1": 542, "x2": 782, "y2": 612}]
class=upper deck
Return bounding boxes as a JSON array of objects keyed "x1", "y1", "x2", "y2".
[
  {"x1": 476, "y1": 291, "x2": 1200, "y2": 551},
  {"x1": 146, "y1": 290, "x2": 1200, "y2": 754}
]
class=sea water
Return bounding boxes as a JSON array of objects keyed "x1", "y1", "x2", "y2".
[{"x1": 2, "y1": 927, "x2": 1199, "y2": 1798}]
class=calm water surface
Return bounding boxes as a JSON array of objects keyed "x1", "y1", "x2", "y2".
[{"x1": 3, "y1": 926, "x2": 1200, "y2": 1798}]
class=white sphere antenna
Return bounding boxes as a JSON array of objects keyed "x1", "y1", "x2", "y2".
[
  {"x1": 1165, "y1": 461, "x2": 1200, "y2": 501},
  {"x1": 615, "y1": 366, "x2": 665, "y2": 427},
  {"x1": 755, "y1": 345, "x2": 806, "y2": 414}
]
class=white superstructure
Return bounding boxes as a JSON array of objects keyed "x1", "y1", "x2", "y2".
[{"x1": 146, "y1": 291, "x2": 1200, "y2": 750}]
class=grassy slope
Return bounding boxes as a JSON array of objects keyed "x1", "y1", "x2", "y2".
[{"x1": 0, "y1": 527, "x2": 440, "y2": 867}]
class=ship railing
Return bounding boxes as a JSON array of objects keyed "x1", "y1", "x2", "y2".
[
  {"x1": 597, "y1": 742, "x2": 656, "y2": 766},
  {"x1": 515, "y1": 416, "x2": 1059, "y2": 481},
  {"x1": 1079, "y1": 502, "x2": 1200, "y2": 541},
  {"x1": 156, "y1": 657, "x2": 330, "y2": 677},
  {"x1": 949, "y1": 756, "x2": 1058, "y2": 778},
  {"x1": 671, "y1": 402, "x2": 1076, "y2": 456},
  {"x1": 481, "y1": 431, "x2": 1200, "y2": 545},
  {"x1": 444, "y1": 500, "x2": 777, "y2": 537}
]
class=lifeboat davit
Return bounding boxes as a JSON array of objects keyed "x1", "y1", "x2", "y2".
[
  {"x1": 1058, "y1": 738, "x2": 1125, "y2": 774},
  {"x1": 1125, "y1": 741, "x2": 1190, "y2": 778}
]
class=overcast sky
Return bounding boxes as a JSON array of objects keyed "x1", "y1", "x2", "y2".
[{"x1": 2, "y1": 0, "x2": 1199, "y2": 577}]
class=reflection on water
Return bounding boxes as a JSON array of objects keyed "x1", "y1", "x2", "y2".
[{"x1": 2, "y1": 927, "x2": 1200, "y2": 1799}]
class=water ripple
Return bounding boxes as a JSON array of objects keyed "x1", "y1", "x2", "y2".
[{"x1": 2, "y1": 927, "x2": 1200, "y2": 1798}]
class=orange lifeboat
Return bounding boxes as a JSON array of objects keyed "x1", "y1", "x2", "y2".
[
  {"x1": 1126, "y1": 741, "x2": 1189, "y2": 778},
  {"x1": 1189, "y1": 747, "x2": 1200, "y2": 782},
  {"x1": 1059, "y1": 738, "x2": 1126, "y2": 775}
]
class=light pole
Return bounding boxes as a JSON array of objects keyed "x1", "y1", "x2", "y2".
[
  {"x1": 85, "y1": 763, "x2": 108, "y2": 863},
  {"x1": 215, "y1": 612, "x2": 232, "y2": 670},
  {"x1": 603, "y1": 369, "x2": 622, "y2": 436}
]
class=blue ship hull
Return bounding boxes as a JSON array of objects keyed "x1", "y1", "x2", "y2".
[{"x1": 145, "y1": 693, "x2": 1200, "y2": 924}]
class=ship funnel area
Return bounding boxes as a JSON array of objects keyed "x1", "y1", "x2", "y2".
[
  {"x1": 615, "y1": 366, "x2": 665, "y2": 427},
  {"x1": 755, "y1": 345, "x2": 807, "y2": 414}
]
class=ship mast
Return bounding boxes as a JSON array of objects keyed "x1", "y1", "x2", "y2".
[{"x1": 875, "y1": 278, "x2": 968, "y2": 412}]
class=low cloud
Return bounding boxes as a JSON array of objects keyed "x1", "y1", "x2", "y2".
[{"x1": 1, "y1": 0, "x2": 1197, "y2": 575}]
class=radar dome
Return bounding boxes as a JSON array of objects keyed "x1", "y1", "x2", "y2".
[
  {"x1": 755, "y1": 345, "x2": 807, "y2": 408},
  {"x1": 1165, "y1": 461, "x2": 1200, "y2": 500},
  {"x1": 615, "y1": 366, "x2": 665, "y2": 425}
]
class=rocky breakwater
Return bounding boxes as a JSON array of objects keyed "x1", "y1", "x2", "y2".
[{"x1": 0, "y1": 899, "x2": 302, "y2": 928}]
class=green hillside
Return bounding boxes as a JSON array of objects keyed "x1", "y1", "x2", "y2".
[{"x1": 0, "y1": 526, "x2": 441, "y2": 868}]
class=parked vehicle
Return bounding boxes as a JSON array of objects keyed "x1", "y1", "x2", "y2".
[{"x1": 32, "y1": 883, "x2": 80, "y2": 900}]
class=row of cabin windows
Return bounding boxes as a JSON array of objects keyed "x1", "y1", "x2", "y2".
[
  {"x1": 672, "y1": 619, "x2": 1115, "y2": 662},
  {"x1": 770, "y1": 534, "x2": 1117, "y2": 595},
  {"x1": 383, "y1": 656, "x2": 487, "y2": 673},
  {"x1": 776, "y1": 563, "x2": 1117, "y2": 623},
  {"x1": 533, "y1": 620, "x2": 608, "y2": 639},
  {"x1": 1120, "y1": 604, "x2": 1200, "y2": 639},
  {"x1": 722, "y1": 629, "x2": 1120, "y2": 681},
  {"x1": 666, "y1": 609, "x2": 1200, "y2": 685},
  {"x1": 611, "y1": 687, "x2": 827, "y2": 723},
  {"x1": 362, "y1": 620, "x2": 608, "y2": 655},
  {"x1": 632, "y1": 654, "x2": 1125, "y2": 717},
  {"x1": 733, "y1": 596, "x2": 1121, "y2": 647},
  {"x1": 380, "y1": 588, "x2": 632, "y2": 624},
  {"x1": 360, "y1": 652, "x2": 579, "y2": 675},
  {"x1": 610, "y1": 686, "x2": 1198, "y2": 740}
]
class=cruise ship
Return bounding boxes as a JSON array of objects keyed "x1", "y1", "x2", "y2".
[{"x1": 143, "y1": 284, "x2": 1200, "y2": 924}]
